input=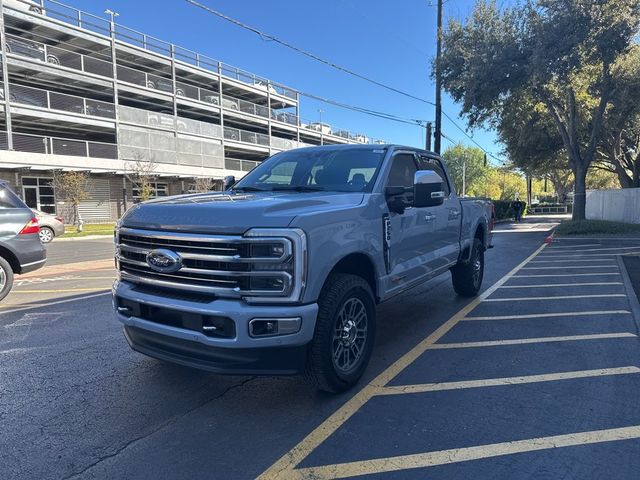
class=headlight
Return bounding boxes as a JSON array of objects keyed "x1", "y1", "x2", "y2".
[{"x1": 244, "y1": 228, "x2": 307, "y2": 303}]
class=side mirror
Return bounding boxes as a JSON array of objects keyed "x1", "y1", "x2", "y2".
[
  {"x1": 414, "y1": 170, "x2": 445, "y2": 207},
  {"x1": 223, "y1": 175, "x2": 236, "y2": 191}
]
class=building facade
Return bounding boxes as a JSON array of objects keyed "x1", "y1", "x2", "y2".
[{"x1": 0, "y1": 0, "x2": 380, "y2": 221}]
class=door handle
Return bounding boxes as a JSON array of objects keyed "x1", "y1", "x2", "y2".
[
  {"x1": 450, "y1": 209, "x2": 461, "y2": 218},
  {"x1": 424, "y1": 214, "x2": 436, "y2": 222}
]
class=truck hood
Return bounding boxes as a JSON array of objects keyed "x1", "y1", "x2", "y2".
[{"x1": 120, "y1": 191, "x2": 365, "y2": 235}]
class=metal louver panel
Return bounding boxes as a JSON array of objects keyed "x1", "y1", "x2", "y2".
[{"x1": 78, "y1": 179, "x2": 111, "y2": 220}]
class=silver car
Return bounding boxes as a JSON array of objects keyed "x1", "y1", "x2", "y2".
[{"x1": 32, "y1": 209, "x2": 65, "y2": 243}]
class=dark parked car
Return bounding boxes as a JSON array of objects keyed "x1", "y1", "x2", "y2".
[
  {"x1": 146, "y1": 77, "x2": 185, "y2": 96},
  {"x1": 5, "y1": 37, "x2": 59, "y2": 65},
  {"x1": 0, "y1": 181, "x2": 46, "y2": 300}
]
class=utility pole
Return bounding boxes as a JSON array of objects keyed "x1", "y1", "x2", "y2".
[
  {"x1": 425, "y1": 122, "x2": 432, "y2": 151},
  {"x1": 462, "y1": 153, "x2": 467, "y2": 197},
  {"x1": 434, "y1": 0, "x2": 443, "y2": 154}
]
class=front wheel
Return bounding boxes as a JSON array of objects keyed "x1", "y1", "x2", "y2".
[
  {"x1": 451, "y1": 238, "x2": 484, "y2": 297},
  {"x1": 0, "y1": 256, "x2": 14, "y2": 302},
  {"x1": 305, "y1": 274, "x2": 376, "y2": 393}
]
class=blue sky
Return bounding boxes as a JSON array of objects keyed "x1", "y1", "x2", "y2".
[{"x1": 58, "y1": 0, "x2": 500, "y2": 161}]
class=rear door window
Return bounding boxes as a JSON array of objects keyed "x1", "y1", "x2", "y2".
[{"x1": 0, "y1": 185, "x2": 28, "y2": 209}]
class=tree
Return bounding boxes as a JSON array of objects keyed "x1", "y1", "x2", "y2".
[
  {"x1": 442, "y1": 143, "x2": 489, "y2": 196},
  {"x1": 596, "y1": 45, "x2": 640, "y2": 188},
  {"x1": 52, "y1": 171, "x2": 89, "y2": 231},
  {"x1": 125, "y1": 155, "x2": 157, "y2": 202},
  {"x1": 438, "y1": 0, "x2": 640, "y2": 219},
  {"x1": 191, "y1": 177, "x2": 221, "y2": 193}
]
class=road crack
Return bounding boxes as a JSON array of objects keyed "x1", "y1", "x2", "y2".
[{"x1": 60, "y1": 376, "x2": 256, "y2": 479}]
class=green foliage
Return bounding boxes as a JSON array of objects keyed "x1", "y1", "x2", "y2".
[
  {"x1": 555, "y1": 219, "x2": 640, "y2": 236},
  {"x1": 442, "y1": 143, "x2": 489, "y2": 195},
  {"x1": 437, "y1": 0, "x2": 640, "y2": 219},
  {"x1": 493, "y1": 200, "x2": 527, "y2": 221}
]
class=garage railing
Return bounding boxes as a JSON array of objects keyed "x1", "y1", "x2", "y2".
[{"x1": 0, "y1": 131, "x2": 117, "y2": 159}]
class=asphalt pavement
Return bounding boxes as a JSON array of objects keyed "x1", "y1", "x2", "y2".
[{"x1": 2, "y1": 216, "x2": 640, "y2": 480}]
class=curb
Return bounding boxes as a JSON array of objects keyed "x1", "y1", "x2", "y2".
[{"x1": 16, "y1": 258, "x2": 114, "y2": 279}]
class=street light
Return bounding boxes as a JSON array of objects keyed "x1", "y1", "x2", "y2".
[{"x1": 104, "y1": 9, "x2": 119, "y2": 21}]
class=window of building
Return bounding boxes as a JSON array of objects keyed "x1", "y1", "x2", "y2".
[
  {"x1": 22, "y1": 177, "x2": 56, "y2": 213},
  {"x1": 132, "y1": 182, "x2": 169, "y2": 201}
]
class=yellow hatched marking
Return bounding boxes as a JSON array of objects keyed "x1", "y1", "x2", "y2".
[
  {"x1": 377, "y1": 367, "x2": 640, "y2": 395},
  {"x1": 288, "y1": 426, "x2": 640, "y2": 480},
  {"x1": 257, "y1": 244, "x2": 549, "y2": 479},
  {"x1": 499, "y1": 282, "x2": 623, "y2": 288},
  {"x1": 430, "y1": 333, "x2": 636, "y2": 349},
  {"x1": 464, "y1": 310, "x2": 631, "y2": 321},
  {"x1": 484, "y1": 294, "x2": 626, "y2": 302}
]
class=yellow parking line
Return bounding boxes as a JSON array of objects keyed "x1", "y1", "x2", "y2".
[
  {"x1": 521, "y1": 265, "x2": 618, "y2": 270},
  {"x1": 484, "y1": 294, "x2": 626, "y2": 302},
  {"x1": 257, "y1": 245, "x2": 549, "y2": 480},
  {"x1": 500, "y1": 282, "x2": 623, "y2": 288},
  {"x1": 529, "y1": 259, "x2": 616, "y2": 263},
  {"x1": 514, "y1": 273, "x2": 622, "y2": 278},
  {"x1": 430, "y1": 332, "x2": 636, "y2": 350},
  {"x1": 288, "y1": 426, "x2": 640, "y2": 479},
  {"x1": 11, "y1": 288, "x2": 109, "y2": 293},
  {"x1": 464, "y1": 310, "x2": 631, "y2": 321},
  {"x1": 377, "y1": 367, "x2": 640, "y2": 395}
]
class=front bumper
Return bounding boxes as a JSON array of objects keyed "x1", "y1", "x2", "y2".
[{"x1": 113, "y1": 280, "x2": 318, "y2": 375}]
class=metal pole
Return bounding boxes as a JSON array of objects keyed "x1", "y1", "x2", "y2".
[
  {"x1": 462, "y1": 154, "x2": 466, "y2": 197},
  {"x1": 105, "y1": 9, "x2": 120, "y2": 161},
  {"x1": 0, "y1": 0, "x2": 14, "y2": 150},
  {"x1": 434, "y1": 0, "x2": 443, "y2": 154}
]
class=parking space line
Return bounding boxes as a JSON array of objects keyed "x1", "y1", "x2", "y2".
[
  {"x1": 536, "y1": 253, "x2": 640, "y2": 258},
  {"x1": 257, "y1": 245, "x2": 549, "y2": 479},
  {"x1": 0, "y1": 292, "x2": 111, "y2": 315},
  {"x1": 529, "y1": 259, "x2": 617, "y2": 263},
  {"x1": 484, "y1": 294, "x2": 626, "y2": 302},
  {"x1": 500, "y1": 282, "x2": 624, "y2": 289},
  {"x1": 543, "y1": 246, "x2": 640, "y2": 253},
  {"x1": 521, "y1": 265, "x2": 618, "y2": 270},
  {"x1": 464, "y1": 310, "x2": 631, "y2": 321},
  {"x1": 514, "y1": 273, "x2": 622, "y2": 278},
  {"x1": 10, "y1": 288, "x2": 110, "y2": 293},
  {"x1": 430, "y1": 333, "x2": 636, "y2": 349},
  {"x1": 376, "y1": 367, "x2": 640, "y2": 395},
  {"x1": 287, "y1": 426, "x2": 640, "y2": 480}
]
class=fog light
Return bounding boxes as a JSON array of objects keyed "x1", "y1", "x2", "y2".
[{"x1": 249, "y1": 317, "x2": 301, "y2": 337}]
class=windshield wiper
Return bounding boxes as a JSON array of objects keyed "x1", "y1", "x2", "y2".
[{"x1": 270, "y1": 186, "x2": 326, "y2": 192}]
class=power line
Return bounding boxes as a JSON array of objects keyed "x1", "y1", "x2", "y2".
[
  {"x1": 185, "y1": 0, "x2": 436, "y2": 106},
  {"x1": 184, "y1": 0, "x2": 503, "y2": 160}
]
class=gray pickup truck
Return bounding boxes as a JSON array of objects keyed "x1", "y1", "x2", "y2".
[{"x1": 113, "y1": 145, "x2": 493, "y2": 392}]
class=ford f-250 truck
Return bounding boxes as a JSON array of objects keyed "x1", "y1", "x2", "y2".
[{"x1": 113, "y1": 145, "x2": 493, "y2": 392}]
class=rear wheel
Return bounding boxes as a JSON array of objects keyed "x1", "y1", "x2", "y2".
[
  {"x1": 46, "y1": 55, "x2": 59, "y2": 65},
  {"x1": 0, "y1": 256, "x2": 14, "y2": 302},
  {"x1": 39, "y1": 226, "x2": 54, "y2": 244},
  {"x1": 305, "y1": 274, "x2": 376, "y2": 393},
  {"x1": 451, "y1": 238, "x2": 484, "y2": 297}
]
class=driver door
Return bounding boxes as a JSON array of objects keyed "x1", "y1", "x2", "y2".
[{"x1": 383, "y1": 152, "x2": 432, "y2": 296}]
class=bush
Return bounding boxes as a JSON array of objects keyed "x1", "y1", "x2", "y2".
[
  {"x1": 555, "y1": 220, "x2": 640, "y2": 236},
  {"x1": 493, "y1": 200, "x2": 527, "y2": 221}
]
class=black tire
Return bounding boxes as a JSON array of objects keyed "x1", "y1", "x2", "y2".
[
  {"x1": 47, "y1": 55, "x2": 60, "y2": 65},
  {"x1": 451, "y1": 238, "x2": 484, "y2": 297},
  {"x1": 0, "y1": 256, "x2": 14, "y2": 302},
  {"x1": 305, "y1": 273, "x2": 376, "y2": 393},
  {"x1": 175, "y1": 88, "x2": 185, "y2": 97},
  {"x1": 39, "y1": 226, "x2": 55, "y2": 244}
]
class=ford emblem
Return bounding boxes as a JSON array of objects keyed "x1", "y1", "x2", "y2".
[{"x1": 146, "y1": 249, "x2": 182, "y2": 273}]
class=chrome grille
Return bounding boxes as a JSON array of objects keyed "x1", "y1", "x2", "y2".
[{"x1": 116, "y1": 227, "x2": 293, "y2": 296}]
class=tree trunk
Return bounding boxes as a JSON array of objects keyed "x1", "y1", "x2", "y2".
[{"x1": 572, "y1": 165, "x2": 588, "y2": 220}]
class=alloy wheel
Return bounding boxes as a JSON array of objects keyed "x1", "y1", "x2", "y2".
[{"x1": 331, "y1": 297, "x2": 368, "y2": 374}]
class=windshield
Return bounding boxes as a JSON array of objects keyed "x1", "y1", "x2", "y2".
[{"x1": 233, "y1": 147, "x2": 386, "y2": 193}]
